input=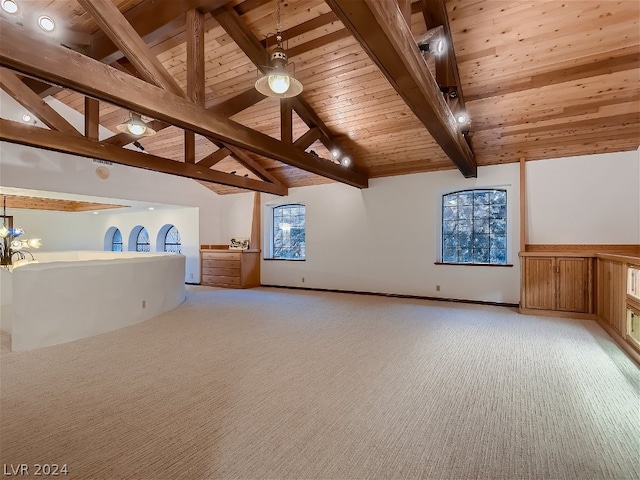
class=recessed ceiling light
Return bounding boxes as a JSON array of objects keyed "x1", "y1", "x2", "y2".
[
  {"x1": 92, "y1": 211, "x2": 99, "y2": 215},
  {"x1": 148, "y1": 207, "x2": 155, "y2": 211},
  {"x1": 37, "y1": 15, "x2": 55, "y2": 32},
  {"x1": 22, "y1": 113, "x2": 32, "y2": 123},
  {"x1": 1, "y1": 0, "x2": 18, "y2": 14},
  {"x1": 341, "y1": 157, "x2": 351, "y2": 167},
  {"x1": 331, "y1": 149, "x2": 340, "y2": 158}
]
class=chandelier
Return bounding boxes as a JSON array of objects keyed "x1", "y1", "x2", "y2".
[
  {"x1": 254, "y1": 0, "x2": 303, "y2": 98},
  {"x1": 0, "y1": 196, "x2": 42, "y2": 267}
]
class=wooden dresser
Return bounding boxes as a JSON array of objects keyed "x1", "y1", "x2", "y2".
[{"x1": 200, "y1": 249, "x2": 260, "y2": 288}]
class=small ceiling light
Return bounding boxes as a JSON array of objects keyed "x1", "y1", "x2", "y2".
[
  {"x1": 331, "y1": 149, "x2": 340, "y2": 158},
  {"x1": 418, "y1": 37, "x2": 446, "y2": 56},
  {"x1": 1, "y1": 0, "x2": 18, "y2": 14},
  {"x1": 341, "y1": 157, "x2": 351, "y2": 167},
  {"x1": 37, "y1": 15, "x2": 55, "y2": 32},
  {"x1": 22, "y1": 113, "x2": 32, "y2": 123},
  {"x1": 116, "y1": 112, "x2": 156, "y2": 137},
  {"x1": 92, "y1": 211, "x2": 99, "y2": 215},
  {"x1": 148, "y1": 207, "x2": 155, "y2": 211},
  {"x1": 254, "y1": 0, "x2": 303, "y2": 98},
  {"x1": 456, "y1": 112, "x2": 469, "y2": 124}
]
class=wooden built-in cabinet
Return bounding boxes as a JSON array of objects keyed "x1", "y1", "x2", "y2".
[
  {"x1": 520, "y1": 253, "x2": 593, "y2": 317},
  {"x1": 200, "y1": 249, "x2": 260, "y2": 288},
  {"x1": 520, "y1": 250, "x2": 640, "y2": 364},
  {"x1": 595, "y1": 254, "x2": 640, "y2": 363}
]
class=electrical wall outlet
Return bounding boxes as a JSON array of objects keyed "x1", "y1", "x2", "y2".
[
  {"x1": 302, "y1": 277, "x2": 305, "y2": 283},
  {"x1": 436, "y1": 285, "x2": 441, "y2": 292},
  {"x1": 190, "y1": 273, "x2": 194, "y2": 280},
  {"x1": 142, "y1": 300, "x2": 146, "y2": 308}
]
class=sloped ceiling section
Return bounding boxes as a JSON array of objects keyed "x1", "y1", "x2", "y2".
[{"x1": 0, "y1": 0, "x2": 637, "y2": 195}]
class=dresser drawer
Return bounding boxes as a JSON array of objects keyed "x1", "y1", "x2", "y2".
[
  {"x1": 202, "y1": 259, "x2": 240, "y2": 269},
  {"x1": 202, "y1": 251, "x2": 241, "y2": 261},
  {"x1": 202, "y1": 274, "x2": 241, "y2": 286},
  {"x1": 202, "y1": 266, "x2": 240, "y2": 277}
]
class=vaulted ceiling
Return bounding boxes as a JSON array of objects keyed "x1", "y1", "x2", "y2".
[{"x1": 1, "y1": 0, "x2": 638, "y2": 196}]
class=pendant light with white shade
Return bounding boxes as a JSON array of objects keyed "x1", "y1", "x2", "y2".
[{"x1": 254, "y1": 0, "x2": 303, "y2": 98}]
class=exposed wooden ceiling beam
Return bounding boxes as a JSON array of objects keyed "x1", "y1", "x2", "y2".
[
  {"x1": 197, "y1": 147, "x2": 231, "y2": 168},
  {"x1": 185, "y1": 8, "x2": 206, "y2": 164},
  {"x1": 281, "y1": 98, "x2": 293, "y2": 144},
  {"x1": 89, "y1": 0, "x2": 230, "y2": 65},
  {"x1": 294, "y1": 127, "x2": 322, "y2": 150},
  {"x1": 326, "y1": 0, "x2": 476, "y2": 177},
  {"x1": 84, "y1": 97, "x2": 100, "y2": 140},
  {"x1": 0, "y1": 22, "x2": 367, "y2": 189},
  {"x1": 225, "y1": 145, "x2": 285, "y2": 186},
  {"x1": 77, "y1": 0, "x2": 186, "y2": 97},
  {"x1": 0, "y1": 68, "x2": 80, "y2": 136},
  {"x1": 0, "y1": 119, "x2": 288, "y2": 196},
  {"x1": 418, "y1": 0, "x2": 466, "y2": 109}
]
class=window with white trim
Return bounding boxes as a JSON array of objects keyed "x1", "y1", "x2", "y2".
[{"x1": 270, "y1": 204, "x2": 305, "y2": 260}]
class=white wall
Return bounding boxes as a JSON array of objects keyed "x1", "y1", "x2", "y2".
[
  {"x1": 1, "y1": 205, "x2": 200, "y2": 282},
  {"x1": 218, "y1": 193, "x2": 255, "y2": 245},
  {"x1": 96, "y1": 207, "x2": 200, "y2": 282},
  {"x1": 0, "y1": 141, "x2": 223, "y2": 244},
  {"x1": 527, "y1": 149, "x2": 639, "y2": 244},
  {"x1": 259, "y1": 164, "x2": 521, "y2": 304}
]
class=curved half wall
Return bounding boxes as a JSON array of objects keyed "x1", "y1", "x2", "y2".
[{"x1": 11, "y1": 254, "x2": 185, "y2": 351}]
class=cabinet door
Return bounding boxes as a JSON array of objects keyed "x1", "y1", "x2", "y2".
[
  {"x1": 524, "y1": 257, "x2": 555, "y2": 310},
  {"x1": 610, "y1": 262, "x2": 626, "y2": 333},
  {"x1": 556, "y1": 257, "x2": 590, "y2": 313},
  {"x1": 597, "y1": 260, "x2": 611, "y2": 320},
  {"x1": 598, "y1": 259, "x2": 627, "y2": 333}
]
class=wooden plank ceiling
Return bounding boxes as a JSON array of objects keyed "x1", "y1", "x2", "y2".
[
  {"x1": 0, "y1": 0, "x2": 638, "y2": 196},
  {"x1": 3, "y1": 195, "x2": 128, "y2": 212}
]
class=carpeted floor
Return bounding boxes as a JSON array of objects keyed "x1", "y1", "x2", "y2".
[{"x1": 1, "y1": 286, "x2": 638, "y2": 479}]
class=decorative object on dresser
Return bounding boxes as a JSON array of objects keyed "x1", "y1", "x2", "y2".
[
  {"x1": 200, "y1": 246, "x2": 260, "y2": 288},
  {"x1": 229, "y1": 238, "x2": 249, "y2": 250}
]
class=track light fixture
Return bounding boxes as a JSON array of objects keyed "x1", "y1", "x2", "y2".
[{"x1": 419, "y1": 37, "x2": 446, "y2": 55}]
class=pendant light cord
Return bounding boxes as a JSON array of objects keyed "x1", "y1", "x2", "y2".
[{"x1": 276, "y1": 0, "x2": 282, "y2": 45}]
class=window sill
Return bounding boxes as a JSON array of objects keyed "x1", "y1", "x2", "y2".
[
  {"x1": 264, "y1": 258, "x2": 306, "y2": 262},
  {"x1": 434, "y1": 262, "x2": 514, "y2": 267}
]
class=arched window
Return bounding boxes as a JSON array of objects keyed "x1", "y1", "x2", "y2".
[
  {"x1": 136, "y1": 227, "x2": 150, "y2": 252},
  {"x1": 271, "y1": 204, "x2": 305, "y2": 260},
  {"x1": 164, "y1": 226, "x2": 181, "y2": 253},
  {"x1": 104, "y1": 226, "x2": 123, "y2": 252},
  {"x1": 112, "y1": 228, "x2": 123, "y2": 252},
  {"x1": 441, "y1": 189, "x2": 507, "y2": 265}
]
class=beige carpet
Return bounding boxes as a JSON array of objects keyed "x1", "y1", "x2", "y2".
[{"x1": 1, "y1": 286, "x2": 638, "y2": 479}]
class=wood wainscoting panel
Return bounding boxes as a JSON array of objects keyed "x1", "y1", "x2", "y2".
[{"x1": 526, "y1": 244, "x2": 640, "y2": 256}]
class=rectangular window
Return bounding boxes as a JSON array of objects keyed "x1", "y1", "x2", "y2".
[
  {"x1": 270, "y1": 204, "x2": 305, "y2": 260},
  {"x1": 442, "y1": 189, "x2": 507, "y2": 265}
]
